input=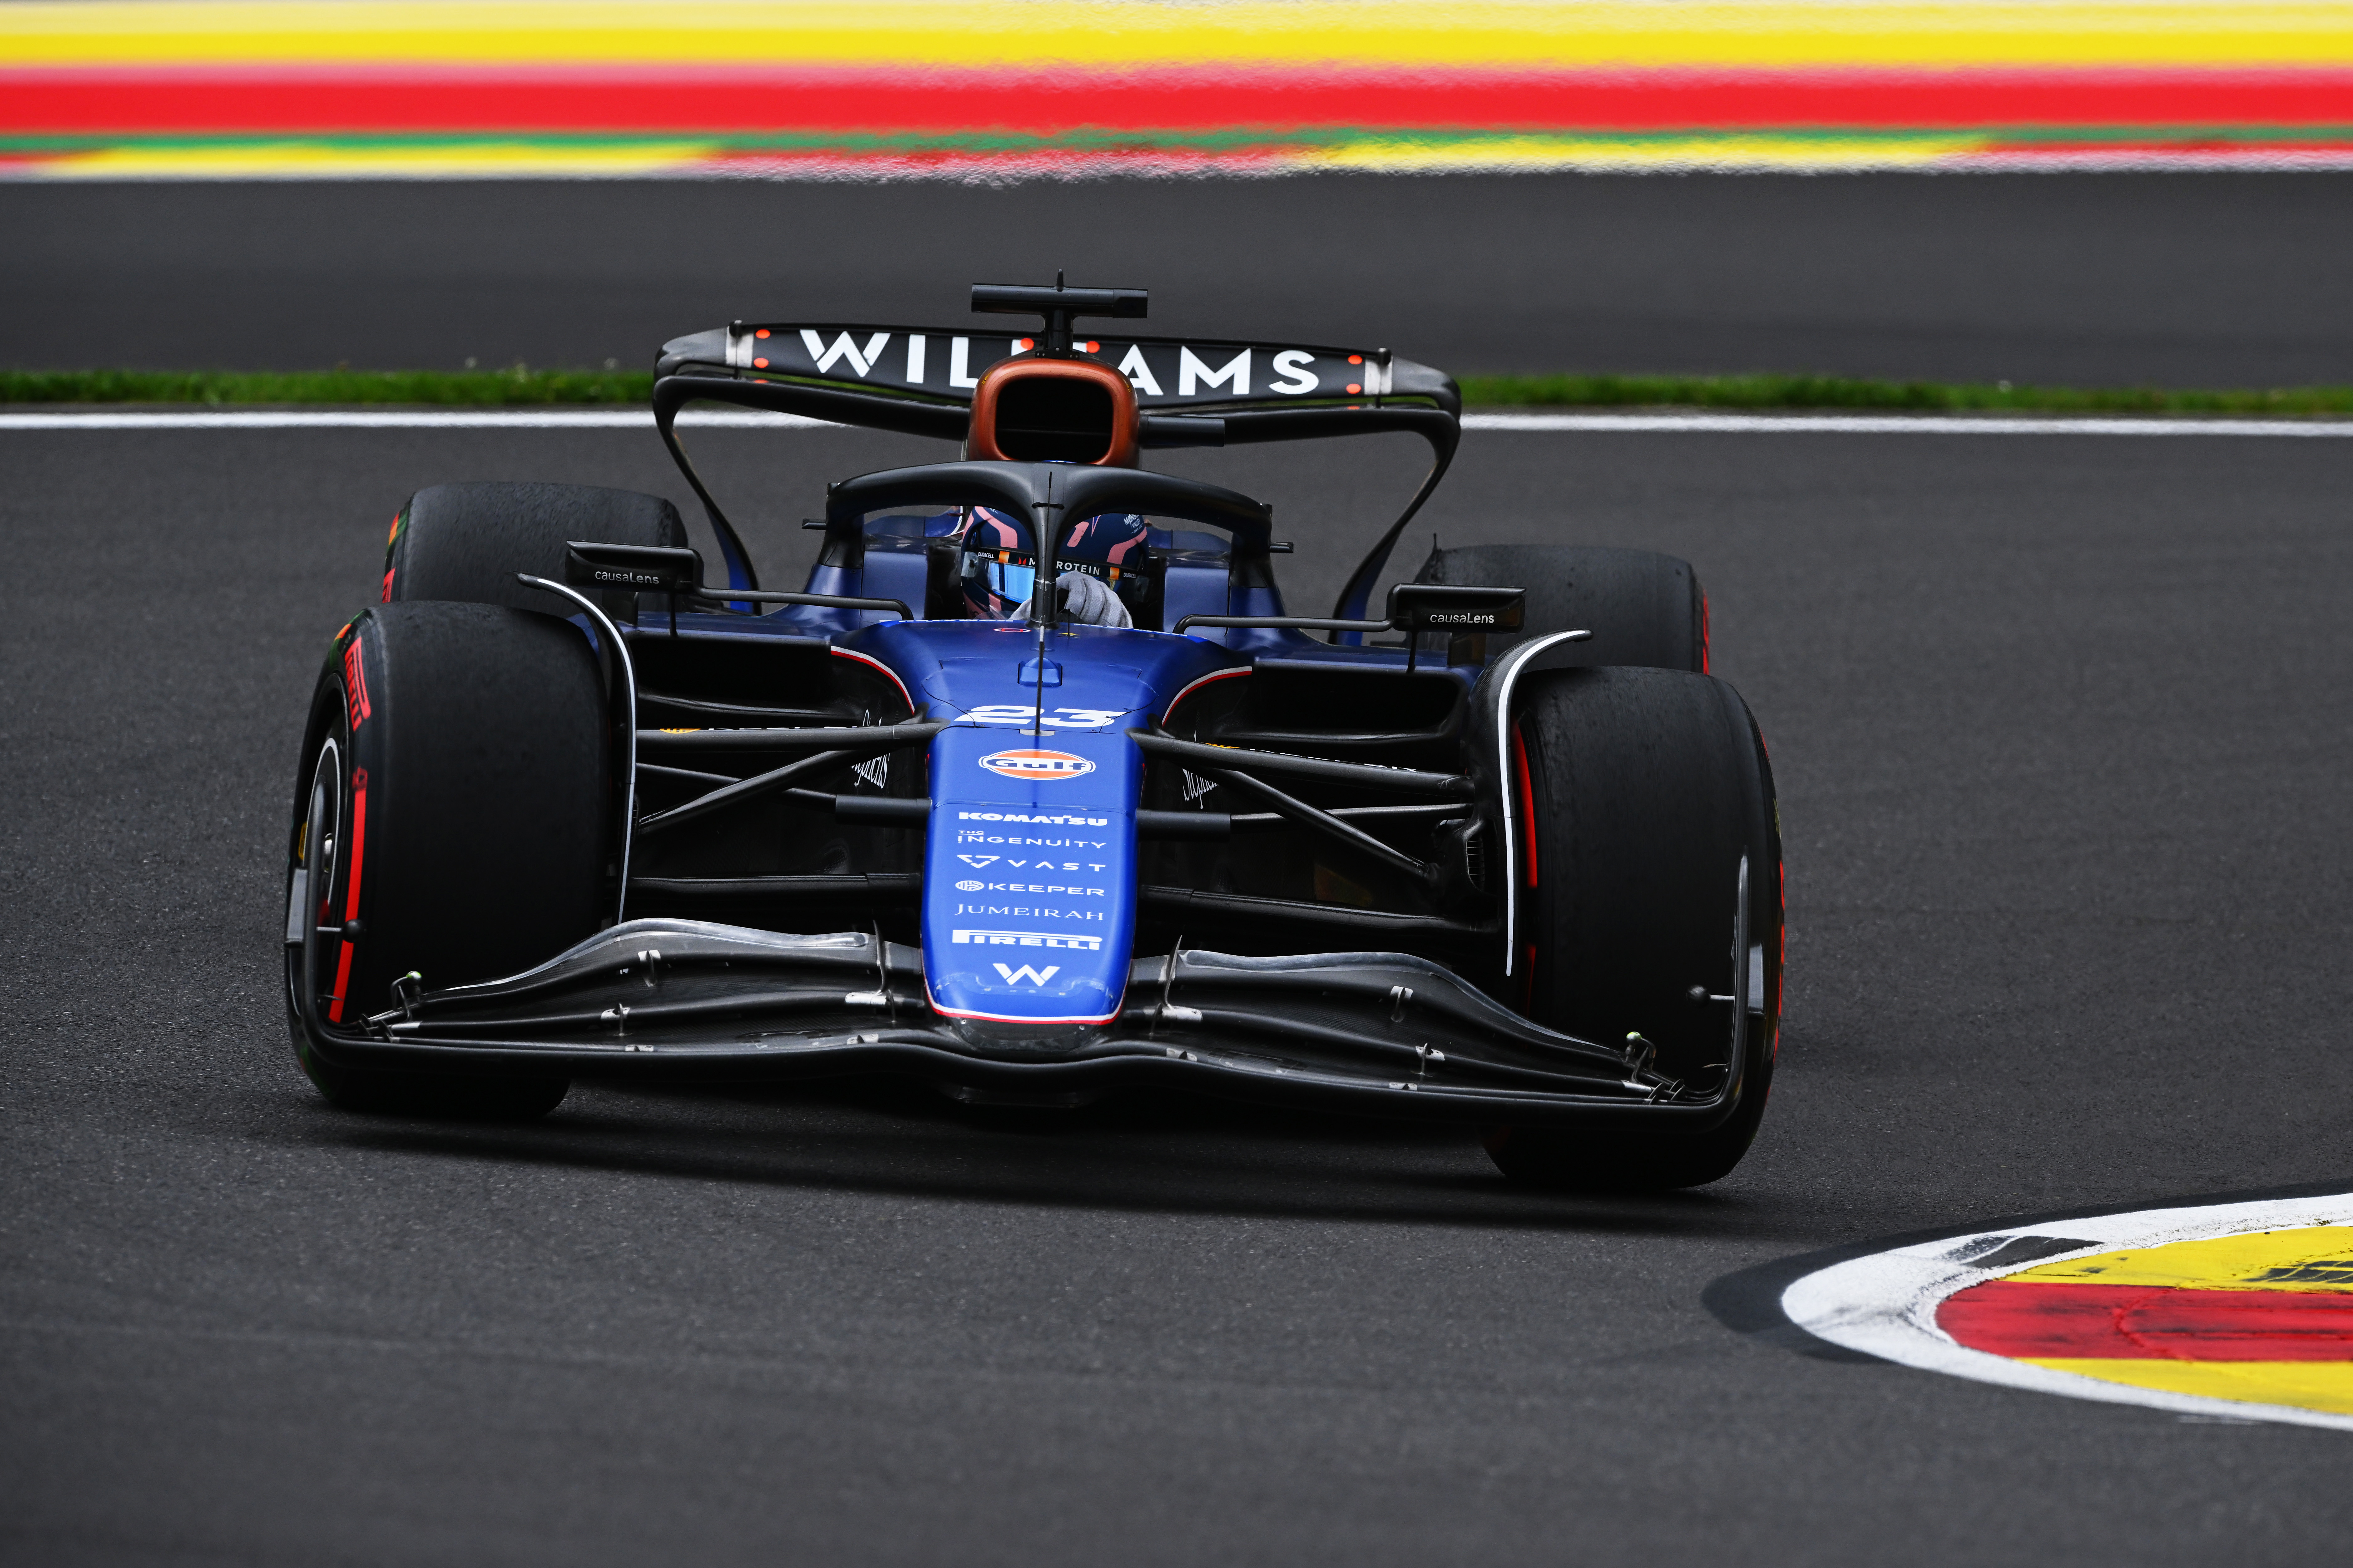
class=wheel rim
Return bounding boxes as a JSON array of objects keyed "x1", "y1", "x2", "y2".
[{"x1": 285, "y1": 737, "x2": 344, "y2": 1028}]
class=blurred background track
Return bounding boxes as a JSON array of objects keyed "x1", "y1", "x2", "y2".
[
  {"x1": 6, "y1": 172, "x2": 2352, "y2": 387},
  {"x1": 7, "y1": 1, "x2": 2352, "y2": 175}
]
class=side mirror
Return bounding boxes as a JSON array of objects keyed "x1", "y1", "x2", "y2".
[
  {"x1": 565, "y1": 541, "x2": 706, "y2": 594},
  {"x1": 1386, "y1": 582, "x2": 1526, "y2": 634},
  {"x1": 561, "y1": 540, "x2": 914, "y2": 623}
]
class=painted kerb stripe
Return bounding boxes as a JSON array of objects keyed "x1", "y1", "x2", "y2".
[{"x1": 1783, "y1": 1191, "x2": 2353, "y2": 1432}]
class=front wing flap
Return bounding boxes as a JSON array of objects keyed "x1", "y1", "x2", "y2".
[{"x1": 303, "y1": 920, "x2": 1752, "y2": 1130}]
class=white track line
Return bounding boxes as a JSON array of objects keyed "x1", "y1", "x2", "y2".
[
  {"x1": 0, "y1": 410, "x2": 817, "y2": 430},
  {"x1": 1469, "y1": 413, "x2": 2353, "y2": 436},
  {"x1": 3, "y1": 409, "x2": 2350, "y2": 437},
  {"x1": 1784, "y1": 1191, "x2": 2353, "y2": 1433}
]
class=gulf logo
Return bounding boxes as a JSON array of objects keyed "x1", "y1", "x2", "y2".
[
  {"x1": 979, "y1": 749, "x2": 1096, "y2": 781},
  {"x1": 1778, "y1": 1191, "x2": 2353, "y2": 1431}
]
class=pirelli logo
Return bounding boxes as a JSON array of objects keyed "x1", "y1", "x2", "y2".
[
  {"x1": 341, "y1": 636, "x2": 371, "y2": 729},
  {"x1": 951, "y1": 930, "x2": 1103, "y2": 951}
]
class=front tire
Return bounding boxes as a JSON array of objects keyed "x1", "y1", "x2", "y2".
[
  {"x1": 381, "y1": 480, "x2": 687, "y2": 611},
  {"x1": 1416, "y1": 543, "x2": 1707, "y2": 670},
  {"x1": 1486, "y1": 666, "x2": 1782, "y2": 1191},
  {"x1": 284, "y1": 601, "x2": 610, "y2": 1117}
]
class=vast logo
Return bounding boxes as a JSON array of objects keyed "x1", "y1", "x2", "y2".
[
  {"x1": 979, "y1": 749, "x2": 1095, "y2": 781},
  {"x1": 992, "y1": 963, "x2": 1062, "y2": 986}
]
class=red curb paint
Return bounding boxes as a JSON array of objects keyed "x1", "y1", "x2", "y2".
[
  {"x1": 1942, "y1": 1279, "x2": 2353, "y2": 1363},
  {"x1": 8, "y1": 66, "x2": 2353, "y2": 137}
]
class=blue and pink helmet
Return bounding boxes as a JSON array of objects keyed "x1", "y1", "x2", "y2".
[{"x1": 957, "y1": 506, "x2": 1150, "y2": 620}]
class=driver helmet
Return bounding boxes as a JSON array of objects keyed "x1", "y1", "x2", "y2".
[{"x1": 957, "y1": 505, "x2": 1150, "y2": 620}]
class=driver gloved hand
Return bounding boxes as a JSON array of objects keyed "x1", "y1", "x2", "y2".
[{"x1": 1025, "y1": 569, "x2": 1131, "y2": 628}]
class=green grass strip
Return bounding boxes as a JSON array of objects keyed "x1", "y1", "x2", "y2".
[
  {"x1": 0, "y1": 366, "x2": 657, "y2": 407},
  {"x1": 5, "y1": 366, "x2": 2353, "y2": 417},
  {"x1": 1456, "y1": 373, "x2": 2353, "y2": 416}
]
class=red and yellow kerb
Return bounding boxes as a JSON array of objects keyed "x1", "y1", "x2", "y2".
[
  {"x1": 1942, "y1": 1228, "x2": 2353, "y2": 1417},
  {"x1": 3, "y1": 2, "x2": 2352, "y2": 178}
]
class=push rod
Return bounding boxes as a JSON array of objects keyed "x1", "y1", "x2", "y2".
[
  {"x1": 637, "y1": 720, "x2": 947, "y2": 753},
  {"x1": 635, "y1": 750, "x2": 862, "y2": 835},
  {"x1": 1128, "y1": 729, "x2": 1470, "y2": 796},
  {"x1": 1203, "y1": 766, "x2": 1431, "y2": 882}
]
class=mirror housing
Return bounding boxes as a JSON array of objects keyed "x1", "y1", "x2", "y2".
[
  {"x1": 1386, "y1": 583, "x2": 1526, "y2": 634},
  {"x1": 565, "y1": 541, "x2": 705, "y2": 595}
]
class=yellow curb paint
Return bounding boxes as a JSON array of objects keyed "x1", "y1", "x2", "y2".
[
  {"x1": 2008, "y1": 1226, "x2": 2353, "y2": 1295},
  {"x1": 29, "y1": 140, "x2": 723, "y2": 176},
  {"x1": 2024, "y1": 1358, "x2": 2353, "y2": 1415},
  {"x1": 6, "y1": 2, "x2": 2353, "y2": 70}
]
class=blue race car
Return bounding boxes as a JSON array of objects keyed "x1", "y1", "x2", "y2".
[{"x1": 284, "y1": 281, "x2": 1782, "y2": 1190}]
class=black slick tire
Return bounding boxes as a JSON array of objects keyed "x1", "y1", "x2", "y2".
[
  {"x1": 283, "y1": 601, "x2": 610, "y2": 1119},
  {"x1": 1416, "y1": 543, "x2": 1707, "y2": 670},
  {"x1": 381, "y1": 480, "x2": 686, "y2": 610},
  {"x1": 1485, "y1": 666, "x2": 1782, "y2": 1191}
]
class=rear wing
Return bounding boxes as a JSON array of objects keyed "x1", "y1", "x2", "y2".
[
  {"x1": 656, "y1": 324, "x2": 1459, "y2": 426},
  {"x1": 652, "y1": 298, "x2": 1460, "y2": 627}
]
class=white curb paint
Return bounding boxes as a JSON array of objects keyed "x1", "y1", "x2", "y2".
[
  {"x1": 0, "y1": 409, "x2": 826, "y2": 431},
  {"x1": 3, "y1": 410, "x2": 2351, "y2": 437},
  {"x1": 1465, "y1": 413, "x2": 2353, "y2": 437},
  {"x1": 1783, "y1": 1190, "x2": 2353, "y2": 1433}
]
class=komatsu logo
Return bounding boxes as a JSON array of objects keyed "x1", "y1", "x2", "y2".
[
  {"x1": 957, "y1": 810, "x2": 1110, "y2": 826},
  {"x1": 979, "y1": 749, "x2": 1095, "y2": 781}
]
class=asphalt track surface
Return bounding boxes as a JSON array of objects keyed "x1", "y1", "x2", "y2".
[
  {"x1": 8, "y1": 412, "x2": 2353, "y2": 1565},
  {"x1": 7, "y1": 172, "x2": 2353, "y2": 386}
]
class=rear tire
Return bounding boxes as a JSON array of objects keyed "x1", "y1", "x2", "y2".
[
  {"x1": 284, "y1": 601, "x2": 610, "y2": 1118},
  {"x1": 1485, "y1": 666, "x2": 1782, "y2": 1190},
  {"x1": 1416, "y1": 543, "x2": 1706, "y2": 670},
  {"x1": 381, "y1": 480, "x2": 686, "y2": 611}
]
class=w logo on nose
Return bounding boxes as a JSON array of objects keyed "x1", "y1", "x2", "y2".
[{"x1": 992, "y1": 963, "x2": 1061, "y2": 986}]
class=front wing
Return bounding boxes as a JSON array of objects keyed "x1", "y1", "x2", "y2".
[{"x1": 298, "y1": 919, "x2": 1758, "y2": 1130}]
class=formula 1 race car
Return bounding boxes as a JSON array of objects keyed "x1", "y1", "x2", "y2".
[{"x1": 284, "y1": 281, "x2": 1782, "y2": 1190}]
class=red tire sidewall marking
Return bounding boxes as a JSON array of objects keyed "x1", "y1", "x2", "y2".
[
  {"x1": 1510, "y1": 718, "x2": 1540, "y2": 1014},
  {"x1": 324, "y1": 626, "x2": 373, "y2": 1024}
]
